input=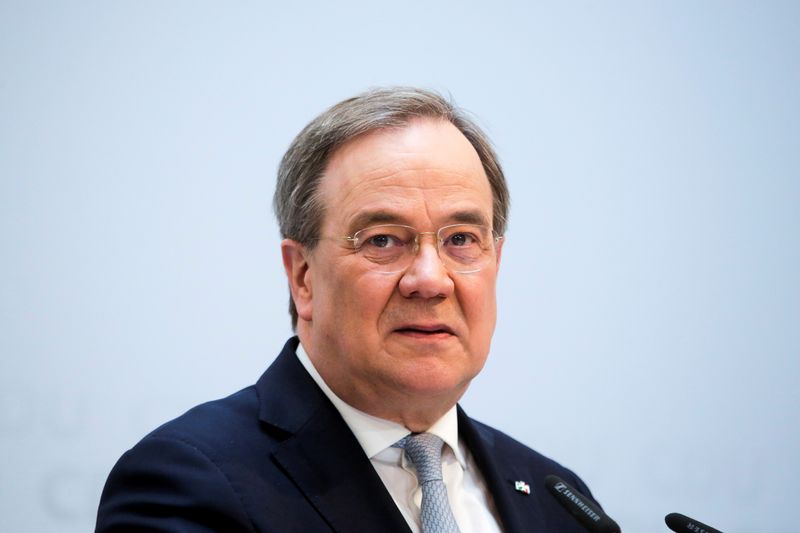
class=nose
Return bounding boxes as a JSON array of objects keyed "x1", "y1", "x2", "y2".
[{"x1": 397, "y1": 236, "x2": 455, "y2": 299}]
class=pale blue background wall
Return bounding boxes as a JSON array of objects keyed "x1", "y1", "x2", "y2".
[{"x1": 1, "y1": 1, "x2": 798, "y2": 532}]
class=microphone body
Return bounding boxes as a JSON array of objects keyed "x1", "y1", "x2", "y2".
[
  {"x1": 544, "y1": 474, "x2": 621, "y2": 533},
  {"x1": 665, "y1": 512, "x2": 723, "y2": 533}
]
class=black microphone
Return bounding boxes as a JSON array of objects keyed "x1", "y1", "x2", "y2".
[
  {"x1": 544, "y1": 474, "x2": 621, "y2": 533},
  {"x1": 665, "y1": 512, "x2": 723, "y2": 533}
]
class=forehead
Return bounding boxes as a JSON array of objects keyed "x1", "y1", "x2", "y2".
[{"x1": 318, "y1": 119, "x2": 493, "y2": 231}]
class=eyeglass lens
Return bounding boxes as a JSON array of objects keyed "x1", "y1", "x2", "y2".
[{"x1": 352, "y1": 224, "x2": 497, "y2": 273}]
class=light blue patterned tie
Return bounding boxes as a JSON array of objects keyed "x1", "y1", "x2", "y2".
[{"x1": 395, "y1": 433, "x2": 461, "y2": 533}]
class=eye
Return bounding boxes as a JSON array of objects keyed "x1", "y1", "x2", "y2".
[
  {"x1": 354, "y1": 225, "x2": 412, "y2": 252},
  {"x1": 445, "y1": 232, "x2": 478, "y2": 247},
  {"x1": 366, "y1": 234, "x2": 401, "y2": 249}
]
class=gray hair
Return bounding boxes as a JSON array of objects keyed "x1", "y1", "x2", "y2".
[{"x1": 273, "y1": 87, "x2": 510, "y2": 328}]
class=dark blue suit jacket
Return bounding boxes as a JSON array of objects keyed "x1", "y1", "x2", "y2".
[{"x1": 97, "y1": 337, "x2": 596, "y2": 532}]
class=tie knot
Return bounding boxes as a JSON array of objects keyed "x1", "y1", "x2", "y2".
[{"x1": 395, "y1": 433, "x2": 445, "y2": 483}]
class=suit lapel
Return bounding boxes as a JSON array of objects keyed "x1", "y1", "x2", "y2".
[
  {"x1": 458, "y1": 407, "x2": 548, "y2": 533},
  {"x1": 257, "y1": 338, "x2": 411, "y2": 533},
  {"x1": 256, "y1": 339, "x2": 551, "y2": 533}
]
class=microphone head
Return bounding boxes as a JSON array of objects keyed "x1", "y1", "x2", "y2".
[
  {"x1": 544, "y1": 474, "x2": 621, "y2": 533},
  {"x1": 665, "y1": 512, "x2": 723, "y2": 533}
]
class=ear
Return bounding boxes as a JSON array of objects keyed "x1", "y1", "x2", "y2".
[{"x1": 281, "y1": 239, "x2": 313, "y2": 322}]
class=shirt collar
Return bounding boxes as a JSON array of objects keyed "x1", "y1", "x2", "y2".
[{"x1": 295, "y1": 342, "x2": 466, "y2": 468}]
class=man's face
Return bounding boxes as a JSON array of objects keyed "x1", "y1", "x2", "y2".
[{"x1": 287, "y1": 118, "x2": 502, "y2": 419}]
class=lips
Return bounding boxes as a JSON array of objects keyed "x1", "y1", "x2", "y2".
[{"x1": 394, "y1": 323, "x2": 455, "y2": 336}]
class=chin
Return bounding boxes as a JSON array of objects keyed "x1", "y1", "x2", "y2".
[{"x1": 387, "y1": 359, "x2": 481, "y2": 397}]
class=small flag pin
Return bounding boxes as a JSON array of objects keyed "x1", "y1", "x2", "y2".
[{"x1": 514, "y1": 480, "x2": 531, "y2": 495}]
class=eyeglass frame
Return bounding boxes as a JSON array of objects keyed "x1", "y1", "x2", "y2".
[{"x1": 323, "y1": 223, "x2": 504, "y2": 274}]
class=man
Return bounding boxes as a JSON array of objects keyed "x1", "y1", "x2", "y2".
[{"x1": 97, "y1": 88, "x2": 596, "y2": 532}]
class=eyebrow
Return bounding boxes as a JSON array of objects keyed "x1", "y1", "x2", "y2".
[
  {"x1": 449, "y1": 210, "x2": 490, "y2": 226},
  {"x1": 346, "y1": 209, "x2": 490, "y2": 235},
  {"x1": 347, "y1": 211, "x2": 406, "y2": 235}
]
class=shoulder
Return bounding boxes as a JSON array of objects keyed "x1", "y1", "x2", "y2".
[
  {"x1": 468, "y1": 417, "x2": 561, "y2": 466},
  {"x1": 143, "y1": 385, "x2": 263, "y2": 454},
  {"x1": 111, "y1": 381, "x2": 289, "y2": 485},
  {"x1": 96, "y1": 386, "x2": 267, "y2": 532},
  {"x1": 464, "y1": 415, "x2": 595, "y2": 498}
]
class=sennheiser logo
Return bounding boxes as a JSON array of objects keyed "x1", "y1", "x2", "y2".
[
  {"x1": 685, "y1": 523, "x2": 709, "y2": 533},
  {"x1": 553, "y1": 482, "x2": 601, "y2": 523}
]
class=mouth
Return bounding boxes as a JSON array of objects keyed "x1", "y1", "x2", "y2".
[{"x1": 393, "y1": 324, "x2": 455, "y2": 338}]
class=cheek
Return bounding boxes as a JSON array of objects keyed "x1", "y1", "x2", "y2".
[
  {"x1": 461, "y1": 272, "x2": 496, "y2": 305},
  {"x1": 317, "y1": 267, "x2": 397, "y2": 325},
  {"x1": 459, "y1": 277, "x2": 498, "y2": 335}
]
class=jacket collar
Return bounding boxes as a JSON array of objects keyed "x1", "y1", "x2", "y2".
[{"x1": 255, "y1": 337, "x2": 412, "y2": 532}]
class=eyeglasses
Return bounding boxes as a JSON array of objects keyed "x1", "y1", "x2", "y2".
[{"x1": 335, "y1": 223, "x2": 502, "y2": 274}]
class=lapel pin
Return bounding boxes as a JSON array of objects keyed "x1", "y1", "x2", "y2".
[{"x1": 514, "y1": 480, "x2": 531, "y2": 495}]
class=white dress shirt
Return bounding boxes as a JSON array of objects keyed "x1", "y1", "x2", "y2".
[{"x1": 295, "y1": 343, "x2": 502, "y2": 533}]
